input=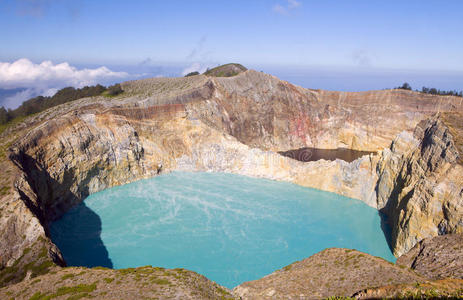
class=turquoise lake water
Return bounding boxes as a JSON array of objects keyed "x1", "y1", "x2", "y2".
[{"x1": 50, "y1": 172, "x2": 394, "y2": 288}]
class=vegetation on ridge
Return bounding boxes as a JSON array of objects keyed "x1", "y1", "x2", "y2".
[
  {"x1": 185, "y1": 71, "x2": 200, "y2": 77},
  {"x1": 0, "y1": 83, "x2": 123, "y2": 127},
  {"x1": 396, "y1": 82, "x2": 463, "y2": 97},
  {"x1": 203, "y1": 63, "x2": 247, "y2": 77}
]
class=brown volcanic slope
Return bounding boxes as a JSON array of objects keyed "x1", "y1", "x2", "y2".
[
  {"x1": 0, "y1": 266, "x2": 237, "y2": 300},
  {"x1": 0, "y1": 68, "x2": 462, "y2": 297},
  {"x1": 397, "y1": 233, "x2": 463, "y2": 280},
  {"x1": 234, "y1": 248, "x2": 425, "y2": 299},
  {"x1": 235, "y1": 245, "x2": 463, "y2": 300}
]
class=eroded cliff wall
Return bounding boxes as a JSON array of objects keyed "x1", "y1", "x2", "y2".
[
  {"x1": 0, "y1": 70, "x2": 462, "y2": 286},
  {"x1": 188, "y1": 70, "x2": 463, "y2": 151},
  {"x1": 376, "y1": 118, "x2": 463, "y2": 256}
]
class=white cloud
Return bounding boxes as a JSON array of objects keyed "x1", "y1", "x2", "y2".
[
  {"x1": 181, "y1": 62, "x2": 211, "y2": 76},
  {"x1": 2, "y1": 89, "x2": 36, "y2": 109},
  {"x1": 180, "y1": 36, "x2": 216, "y2": 76},
  {"x1": 273, "y1": 0, "x2": 301, "y2": 15},
  {"x1": 0, "y1": 58, "x2": 128, "y2": 108},
  {"x1": 288, "y1": 0, "x2": 301, "y2": 9},
  {"x1": 0, "y1": 58, "x2": 128, "y2": 89}
]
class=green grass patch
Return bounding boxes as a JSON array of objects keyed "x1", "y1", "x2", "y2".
[
  {"x1": 61, "y1": 273, "x2": 75, "y2": 280},
  {"x1": 0, "y1": 114, "x2": 37, "y2": 136},
  {"x1": 216, "y1": 286, "x2": 230, "y2": 296},
  {"x1": 65, "y1": 293, "x2": 91, "y2": 300},
  {"x1": 54, "y1": 283, "x2": 97, "y2": 297},
  {"x1": 204, "y1": 63, "x2": 247, "y2": 77},
  {"x1": 103, "y1": 277, "x2": 114, "y2": 283},
  {"x1": 152, "y1": 278, "x2": 170, "y2": 285},
  {"x1": 398, "y1": 264, "x2": 407, "y2": 269},
  {"x1": 25, "y1": 260, "x2": 54, "y2": 278},
  {"x1": 29, "y1": 292, "x2": 52, "y2": 300},
  {"x1": 91, "y1": 266, "x2": 109, "y2": 270},
  {"x1": 0, "y1": 265, "x2": 19, "y2": 277},
  {"x1": 283, "y1": 264, "x2": 293, "y2": 271},
  {"x1": 117, "y1": 267, "x2": 135, "y2": 275},
  {"x1": 0, "y1": 186, "x2": 10, "y2": 196},
  {"x1": 38, "y1": 246, "x2": 48, "y2": 259},
  {"x1": 173, "y1": 268, "x2": 187, "y2": 273}
]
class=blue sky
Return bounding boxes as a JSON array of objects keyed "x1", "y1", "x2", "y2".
[{"x1": 0, "y1": 0, "x2": 462, "y2": 107}]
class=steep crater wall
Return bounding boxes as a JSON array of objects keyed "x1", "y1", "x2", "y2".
[
  {"x1": 1, "y1": 70, "x2": 462, "y2": 287},
  {"x1": 3, "y1": 102, "x2": 382, "y2": 280},
  {"x1": 376, "y1": 118, "x2": 463, "y2": 256}
]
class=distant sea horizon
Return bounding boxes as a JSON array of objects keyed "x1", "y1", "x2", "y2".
[{"x1": 1, "y1": 63, "x2": 462, "y2": 109}]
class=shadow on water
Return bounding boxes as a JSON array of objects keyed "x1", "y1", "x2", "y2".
[
  {"x1": 378, "y1": 211, "x2": 394, "y2": 255},
  {"x1": 11, "y1": 151, "x2": 113, "y2": 269},
  {"x1": 50, "y1": 202, "x2": 113, "y2": 268},
  {"x1": 376, "y1": 169, "x2": 416, "y2": 257}
]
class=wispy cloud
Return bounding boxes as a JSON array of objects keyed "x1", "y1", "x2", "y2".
[
  {"x1": 273, "y1": 0, "x2": 301, "y2": 15},
  {"x1": 0, "y1": 58, "x2": 128, "y2": 108},
  {"x1": 15, "y1": 0, "x2": 51, "y2": 17},
  {"x1": 14, "y1": 0, "x2": 83, "y2": 20},
  {"x1": 181, "y1": 63, "x2": 211, "y2": 76},
  {"x1": 186, "y1": 36, "x2": 207, "y2": 61},
  {"x1": 138, "y1": 58, "x2": 153, "y2": 66},
  {"x1": 351, "y1": 49, "x2": 375, "y2": 67},
  {"x1": 181, "y1": 36, "x2": 214, "y2": 76}
]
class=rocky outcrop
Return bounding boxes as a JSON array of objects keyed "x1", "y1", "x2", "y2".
[
  {"x1": 233, "y1": 248, "x2": 425, "y2": 299},
  {"x1": 376, "y1": 118, "x2": 463, "y2": 256},
  {"x1": 396, "y1": 233, "x2": 463, "y2": 280}
]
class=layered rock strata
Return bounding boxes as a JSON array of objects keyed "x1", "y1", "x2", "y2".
[
  {"x1": 376, "y1": 118, "x2": 463, "y2": 256},
  {"x1": 0, "y1": 69, "x2": 462, "y2": 288}
]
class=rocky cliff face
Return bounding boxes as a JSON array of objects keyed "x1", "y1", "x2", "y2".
[
  {"x1": 189, "y1": 71, "x2": 462, "y2": 151},
  {"x1": 0, "y1": 69, "x2": 462, "y2": 289},
  {"x1": 376, "y1": 118, "x2": 463, "y2": 256}
]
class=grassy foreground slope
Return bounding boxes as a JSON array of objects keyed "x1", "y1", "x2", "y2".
[
  {"x1": 234, "y1": 247, "x2": 463, "y2": 299},
  {"x1": 0, "y1": 266, "x2": 236, "y2": 300}
]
